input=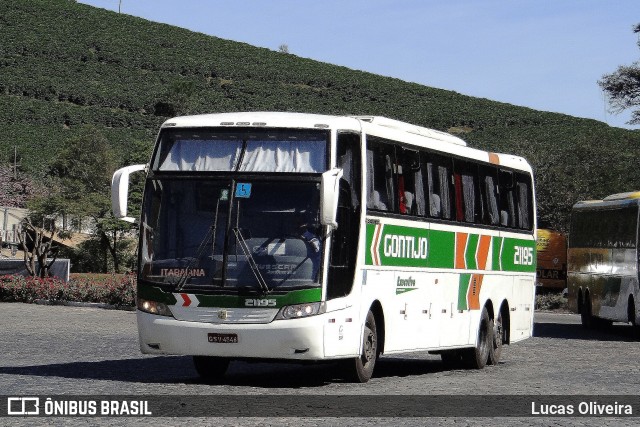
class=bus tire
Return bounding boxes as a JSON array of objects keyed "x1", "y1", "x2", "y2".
[
  {"x1": 488, "y1": 309, "x2": 504, "y2": 365},
  {"x1": 342, "y1": 310, "x2": 378, "y2": 383},
  {"x1": 461, "y1": 307, "x2": 492, "y2": 369},
  {"x1": 580, "y1": 293, "x2": 593, "y2": 329},
  {"x1": 628, "y1": 296, "x2": 637, "y2": 326},
  {"x1": 193, "y1": 356, "x2": 230, "y2": 382}
]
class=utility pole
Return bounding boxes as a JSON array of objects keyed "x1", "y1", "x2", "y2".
[{"x1": 12, "y1": 146, "x2": 18, "y2": 179}]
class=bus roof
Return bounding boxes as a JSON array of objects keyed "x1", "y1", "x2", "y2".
[
  {"x1": 573, "y1": 192, "x2": 640, "y2": 210},
  {"x1": 161, "y1": 112, "x2": 532, "y2": 173}
]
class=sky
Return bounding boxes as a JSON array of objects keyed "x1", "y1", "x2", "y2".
[{"x1": 78, "y1": 0, "x2": 639, "y2": 129}]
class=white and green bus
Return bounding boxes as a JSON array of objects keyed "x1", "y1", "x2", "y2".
[
  {"x1": 112, "y1": 112, "x2": 536, "y2": 382},
  {"x1": 567, "y1": 192, "x2": 640, "y2": 329}
]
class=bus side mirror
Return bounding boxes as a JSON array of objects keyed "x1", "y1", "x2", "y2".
[
  {"x1": 111, "y1": 164, "x2": 146, "y2": 223},
  {"x1": 320, "y1": 168, "x2": 344, "y2": 230}
]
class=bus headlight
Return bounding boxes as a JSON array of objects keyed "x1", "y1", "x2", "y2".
[
  {"x1": 137, "y1": 298, "x2": 174, "y2": 317},
  {"x1": 276, "y1": 302, "x2": 326, "y2": 320}
]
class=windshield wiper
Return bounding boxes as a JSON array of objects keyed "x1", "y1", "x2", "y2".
[
  {"x1": 232, "y1": 227, "x2": 270, "y2": 295},
  {"x1": 176, "y1": 196, "x2": 223, "y2": 292}
]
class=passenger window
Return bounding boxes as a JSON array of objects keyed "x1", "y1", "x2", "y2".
[
  {"x1": 479, "y1": 166, "x2": 500, "y2": 226},
  {"x1": 515, "y1": 173, "x2": 533, "y2": 230},
  {"x1": 498, "y1": 170, "x2": 516, "y2": 228},
  {"x1": 424, "y1": 153, "x2": 453, "y2": 220},
  {"x1": 366, "y1": 139, "x2": 396, "y2": 212},
  {"x1": 454, "y1": 161, "x2": 480, "y2": 223},
  {"x1": 397, "y1": 148, "x2": 425, "y2": 216}
]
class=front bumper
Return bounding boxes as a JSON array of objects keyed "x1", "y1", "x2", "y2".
[{"x1": 137, "y1": 309, "x2": 345, "y2": 360}]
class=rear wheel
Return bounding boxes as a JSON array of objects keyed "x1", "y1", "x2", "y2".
[
  {"x1": 342, "y1": 310, "x2": 378, "y2": 383},
  {"x1": 193, "y1": 356, "x2": 230, "y2": 382},
  {"x1": 461, "y1": 307, "x2": 492, "y2": 369},
  {"x1": 488, "y1": 309, "x2": 504, "y2": 365},
  {"x1": 580, "y1": 293, "x2": 593, "y2": 329},
  {"x1": 628, "y1": 296, "x2": 637, "y2": 326}
]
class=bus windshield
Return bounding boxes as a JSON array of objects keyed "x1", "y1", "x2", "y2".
[
  {"x1": 140, "y1": 179, "x2": 323, "y2": 292},
  {"x1": 152, "y1": 128, "x2": 328, "y2": 173}
]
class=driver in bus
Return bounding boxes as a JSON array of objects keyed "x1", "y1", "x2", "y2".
[{"x1": 297, "y1": 217, "x2": 322, "y2": 281}]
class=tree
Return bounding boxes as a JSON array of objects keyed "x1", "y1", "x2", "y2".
[
  {"x1": 599, "y1": 24, "x2": 640, "y2": 125},
  {"x1": 41, "y1": 127, "x2": 138, "y2": 273},
  {"x1": 154, "y1": 80, "x2": 198, "y2": 117},
  {"x1": 0, "y1": 163, "x2": 42, "y2": 208},
  {"x1": 18, "y1": 197, "x2": 66, "y2": 278},
  {"x1": 278, "y1": 44, "x2": 290, "y2": 54},
  {"x1": 17, "y1": 218, "x2": 59, "y2": 278}
]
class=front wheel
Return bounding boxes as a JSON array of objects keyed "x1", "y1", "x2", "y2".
[
  {"x1": 461, "y1": 307, "x2": 492, "y2": 369},
  {"x1": 342, "y1": 310, "x2": 378, "y2": 383}
]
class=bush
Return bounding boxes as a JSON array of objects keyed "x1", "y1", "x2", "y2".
[
  {"x1": 0, "y1": 274, "x2": 136, "y2": 307},
  {"x1": 535, "y1": 292, "x2": 568, "y2": 311}
]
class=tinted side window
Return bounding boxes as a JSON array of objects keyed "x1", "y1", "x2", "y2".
[
  {"x1": 498, "y1": 170, "x2": 516, "y2": 228},
  {"x1": 453, "y1": 161, "x2": 480, "y2": 224},
  {"x1": 366, "y1": 139, "x2": 396, "y2": 212},
  {"x1": 479, "y1": 166, "x2": 500, "y2": 226},
  {"x1": 424, "y1": 153, "x2": 453, "y2": 220},
  {"x1": 397, "y1": 148, "x2": 426, "y2": 216},
  {"x1": 515, "y1": 173, "x2": 533, "y2": 230}
]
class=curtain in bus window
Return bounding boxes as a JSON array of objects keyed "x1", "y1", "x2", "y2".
[
  {"x1": 338, "y1": 149, "x2": 360, "y2": 209},
  {"x1": 438, "y1": 166, "x2": 451, "y2": 219},
  {"x1": 462, "y1": 174, "x2": 475, "y2": 222},
  {"x1": 485, "y1": 176, "x2": 499, "y2": 225},
  {"x1": 159, "y1": 140, "x2": 242, "y2": 171},
  {"x1": 454, "y1": 173, "x2": 464, "y2": 221},
  {"x1": 517, "y1": 182, "x2": 530, "y2": 229},
  {"x1": 426, "y1": 163, "x2": 440, "y2": 217},
  {"x1": 506, "y1": 192, "x2": 516, "y2": 227},
  {"x1": 240, "y1": 140, "x2": 325, "y2": 172},
  {"x1": 366, "y1": 149, "x2": 376, "y2": 209},
  {"x1": 385, "y1": 154, "x2": 395, "y2": 211},
  {"x1": 366, "y1": 148, "x2": 391, "y2": 211},
  {"x1": 414, "y1": 167, "x2": 426, "y2": 216},
  {"x1": 397, "y1": 164, "x2": 407, "y2": 214}
]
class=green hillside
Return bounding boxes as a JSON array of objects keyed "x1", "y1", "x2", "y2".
[{"x1": 2, "y1": 0, "x2": 639, "y2": 230}]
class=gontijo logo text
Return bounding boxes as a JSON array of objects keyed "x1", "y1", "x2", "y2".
[{"x1": 366, "y1": 222, "x2": 536, "y2": 272}]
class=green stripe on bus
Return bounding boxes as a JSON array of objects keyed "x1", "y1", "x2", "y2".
[
  {"x1": 458, "y1": 274, "x2": 471, "y2": 311},
  {"x1": 138, "y1": 285, "x2": 321, "y2": 308},
  {"x1": 370, "y1": 224, "x2": 430, "y2": 268},
  {"x1": 366, "y1": 222, "x2": 535, "y2": 273},
  {"x1": 427, "y1": 230, "x2": 456, "y2": 268},
  {"x1": 137, "y1": 284, "x2": 178, "y2": 305},
  {"x1": 365, "y1": 223, "x2": 375, "y2": 266},
  {"x1": 492, "y1": 237, "x2": 503, "y2": 271},
  {"x1": 465, "y1": 234, "x2": 479, "y2": 270},
  {"x1": 499, "y1": 238, "x2": 537, "y2": 273}
]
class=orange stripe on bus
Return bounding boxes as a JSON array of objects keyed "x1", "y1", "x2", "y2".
[
  {"x1": 488, "y1": 153, "x2": 500, "y2": 165},
  {"x1": 477, "y1": 235, "x2": 492, "y2": 270},
  {"x1": 468, "y1": 274, "x2": 484, "y2": 310},
  {"x1": 455, "y1": 233, "x2": 468, "y2": 269}
]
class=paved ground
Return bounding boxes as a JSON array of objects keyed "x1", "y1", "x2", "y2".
[{"x1": 1, "y1": 303, "x2": 638, "y2": 426}]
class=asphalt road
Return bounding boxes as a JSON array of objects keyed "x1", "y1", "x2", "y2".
[{"x1": 1, "y1": 303, "x2": 639, "y2": 426}]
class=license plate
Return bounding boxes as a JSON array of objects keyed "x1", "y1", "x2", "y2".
[{"x1": 208, "y1": 333, "x2": 238, "y2": 344}]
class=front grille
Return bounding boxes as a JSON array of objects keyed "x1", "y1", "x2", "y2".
[{"x1": 170, "y1": 305, "x2": 278, "y2": 324}]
